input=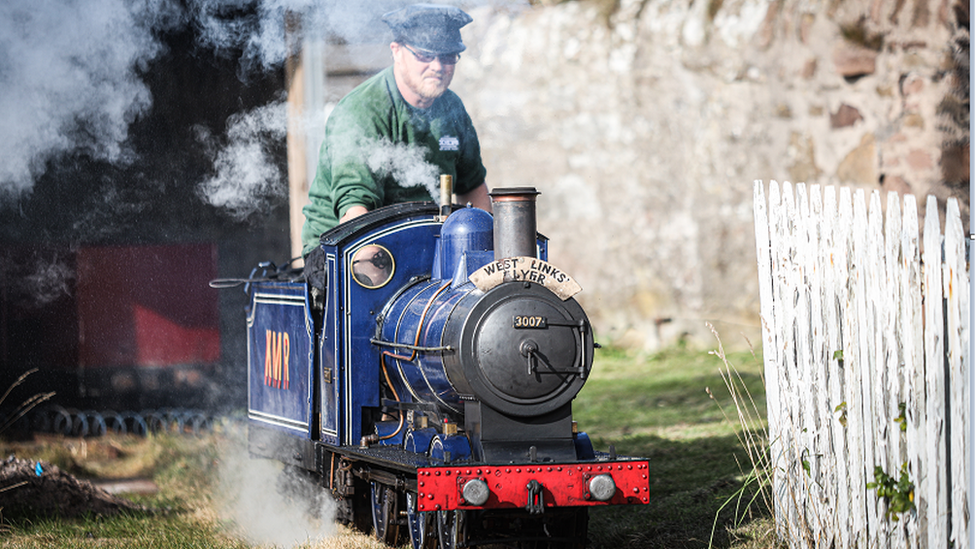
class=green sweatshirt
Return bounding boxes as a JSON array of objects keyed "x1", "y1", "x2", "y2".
[{"x1": 301, "y1": 67, "x2": 486, "y2": 256}]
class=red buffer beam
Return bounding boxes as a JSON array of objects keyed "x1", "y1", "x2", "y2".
[{"x1": 416, "y1": 460, "x2": 650, "y2": 512}]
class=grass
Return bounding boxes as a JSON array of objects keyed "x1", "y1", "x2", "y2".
[
  {"x1": 0, "y1": 512, "x2": 389, "y2": 549},
  {"x1": 576, "y1": 340, "x2": 776, "y2": 548},
  {"x1": 0, "y1": 433, "x2": 239, "y2": 549},
  {"x1": 0, "y1": 511, "x2": 248, "y2": 548},
  {"x1": 0, "y1": 339, "x2": 777, "y2": 548},
  {"x1": 576, "y1": 343, "x2": 767, "y2": 441},
  {"x1": 0, "y1": 430, "x2": 394, "y2": 549}
]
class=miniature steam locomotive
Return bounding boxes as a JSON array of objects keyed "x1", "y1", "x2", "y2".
[{"x1": 244, "y1": 187, "x2": 649, "y2": 548}]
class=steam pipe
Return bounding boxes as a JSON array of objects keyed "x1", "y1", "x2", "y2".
[
  {"x1": 489, "y1": 187, "x2": 540, "y2": 260},
  {"x1": 439, "y1": 174, "x2": 453, "y2": 219}
]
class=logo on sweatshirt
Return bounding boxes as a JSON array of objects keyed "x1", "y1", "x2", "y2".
[{"x1": 439, "y1": 135, "x2": 460, "y2": 151}]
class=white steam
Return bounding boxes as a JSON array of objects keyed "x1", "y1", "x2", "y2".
[
  {"x1": 0, "y1": 0, "x2": 510, "y2": 216},
  {"x1": 189, "y1": 0, "x2": 306, "y2": 73},
  {"x1": 196, "y1": 101, "x2": 288, "y2": 220},
  {"x1": 217, "y1": 429, "x2": 337, "y2": 547},
  {"x1": 0, "y1": 0, "x2": 164, "y2": 196},
  {"x1": 189, "y1": 0, "x2": 415, "y2": 68},
  {"x1": 20, "y1": 254, "x2": 75, "y2": 306},
  {"x1": 367, "y1": 139, "x2": 441, "y2": 201},
  {"x1": 0, "y1": 0, "x2": 418, "y2": 213},
  {"x1": 0, "y1": 251, "x2": 76, "y2": 307},
  {"x1": 187, "y1": 1, "x2": 418, "y2": 218}
]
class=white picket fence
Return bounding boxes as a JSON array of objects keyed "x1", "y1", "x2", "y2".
[{"x1": 753, "y1": 180, "x2": 970, "y2": 549}]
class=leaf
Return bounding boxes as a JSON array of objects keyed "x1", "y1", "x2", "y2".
[
  {"x1": 834, "y1": 401, "x2": 848, "y2": 427},
  {"x1": 895, "y1": 402, "x2": 908, "y2": 432},
  {"x1": 867, "y1": 462, "x2": 916, "y2": 521}
]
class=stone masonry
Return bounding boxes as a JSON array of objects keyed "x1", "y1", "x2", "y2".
[{"x1": 451, "y1": 0, "x2": 970, "y2": 350}]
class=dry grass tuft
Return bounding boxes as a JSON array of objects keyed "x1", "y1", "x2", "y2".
[{"x1": 704, "y1": 323, "x2": 780, "y2": 549}]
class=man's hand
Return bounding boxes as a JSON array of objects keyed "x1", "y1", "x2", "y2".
[{"x1": 339, "y1": 205, "x2": 370, "y2": 224}]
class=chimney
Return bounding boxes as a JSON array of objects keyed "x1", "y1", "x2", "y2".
[{"x1": 489, "y1": 187, "x2": 540, "y2": 260}]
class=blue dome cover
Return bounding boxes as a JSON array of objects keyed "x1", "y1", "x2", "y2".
[{"x1": 439, "y1": 206, "x2": 493, "y2": 281}]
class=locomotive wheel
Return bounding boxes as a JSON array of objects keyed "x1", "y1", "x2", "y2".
[
  {"x1": 332, "y1": 462, "x2": 371, "y2": 535},
  {"x1": 436, "y1": 510, "x2": 466, "y2": 549},
  {"x1": 406, "y1": 492, "x2": 437, "y2": 549},
  {"x1": 370, "y1": 482, "x2": 402, "y2": 545}
]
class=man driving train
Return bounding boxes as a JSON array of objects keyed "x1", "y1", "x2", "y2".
[{"x1": 301, "y1": 4, "x2": 492, "y2": 263}]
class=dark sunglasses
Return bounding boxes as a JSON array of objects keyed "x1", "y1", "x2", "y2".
[{"x1": 403, "y1": 44, "x2": 460, "y2": 65}]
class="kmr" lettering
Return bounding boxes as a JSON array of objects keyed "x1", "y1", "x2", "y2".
[{"x1": 264, "y1": 330, "x2": 290, "y2": 389}]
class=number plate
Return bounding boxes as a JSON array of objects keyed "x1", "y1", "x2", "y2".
[{"x1": 513, "y1": 315, "x2": 548, "y2": 329}]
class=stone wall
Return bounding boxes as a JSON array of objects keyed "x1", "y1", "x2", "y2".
[{"x1": 451, "y1": 0, "x2": 970, "y2": 350}]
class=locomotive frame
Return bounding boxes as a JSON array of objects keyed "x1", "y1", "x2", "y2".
[{"x1": 243, "y1": 190, "x2": 649, "y2": 548}]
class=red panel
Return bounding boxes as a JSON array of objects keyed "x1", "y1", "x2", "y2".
[
  {"x1": 133, "y1": 305, "x2": 220, "y2": 366},
  {"x1": 416, "y1": 460, "x2": 650, "y2": 512},
  {"x1": 76, "y1": 243, "x2": 220, "y2": 369}
]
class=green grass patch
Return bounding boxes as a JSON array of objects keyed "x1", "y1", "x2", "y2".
[
  {"x1": 0, "y1": 511, "x2": 249, "y2": 549},
  {"x1": 0, "y1": 342, "x2": 777, "y2": 548},
  {"x1": 577, "y1": 343, "x2": 776, "y2": 548},
  {"x1": 576, "y1": 344, "x2": 766, "y2": 440},
  {"x1": 0, "y1": 434, "x2": 241, "y2": 549}
]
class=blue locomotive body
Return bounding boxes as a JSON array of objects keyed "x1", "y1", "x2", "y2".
[
  {"x1": 248, "y1": 203, "x2": 444, "y2": 444},
  {"x1": 247, "y1": 281, "x2": 313, "y2": 436},
  {"x1": 243, "y1": 193, "x2": 649, "y2": 548}
]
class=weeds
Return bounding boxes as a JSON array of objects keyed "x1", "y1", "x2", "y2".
[
  {"x1": 704, "y1": 324, "x2": 777, "y2": 549},
  {"x1": 866, "y1": 463, "x2": 915, "y2": 521},
  {"x1": 0, "y1": 369, "x2": 54, "y2": 436}
]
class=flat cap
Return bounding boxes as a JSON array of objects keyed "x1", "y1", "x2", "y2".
[{"x1": 382, "y1": 4, "x2": 473, "y2": 54}]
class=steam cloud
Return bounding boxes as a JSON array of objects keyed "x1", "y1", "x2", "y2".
[
  {"x1": 19, "y1": 254, "x2": 75, "y2": 306},
  {"x1": 0, "y1": 0, "x2": 520, "y2": 215},
  {"x1": 0, "y1": 0, "x2": 166, "y2": 197},
  {"x1": 217, "y1": 428, "x2": 336, "y2": 546},
  {"x1": 188, "y1": 0, "x2": 404, "y2": 73},
  {"x1": 196, "y1": 101, "x2": 288, "y2": 220},
  {"x1": 188, "y1": 0, "x2": 452, "y2": 217},
  {"x1": 0, "y1": 0, "x2": 413, "y2": 206},
  {"x1": 367, "y1": 139, "x2": 442, "y2": 201},
  {"x1": 0, "y1": 251, "x2": 75, "y2": 307}
]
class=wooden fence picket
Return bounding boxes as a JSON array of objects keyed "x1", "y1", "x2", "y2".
[
  {"x1": 796, "y1": 183, "x2": 821, "y2": 545},
  {"x1": 753, "y1": 182, "x2": 970, "y2": 549},
  {"x1": 777, "y1": 181, "x2": 803, "y2": 545},
  {"x1": 945, "y1": 198, "x2": 969, "y2": 548},
  {"x1": 882, "y1": 191, "x2": 906, "y2": 549},
  {"x1": 849, "y1": 189, "x2": 871, "y2": 547},
  {"x1": 822, "y1": 185, "x2": 849, "y2": 549},
  {"x1": 901, "y1": 193, "x2": 922, "y2": 549},
  {"x1": 922, "y1": 196, "x2": 948, "y2": 549},
  {"x1": 753, "y1": 180, "x2": 785, "y2": 538},
  {"x1": 807, "y1": 185, "x2": 829, "y2": 547}
]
